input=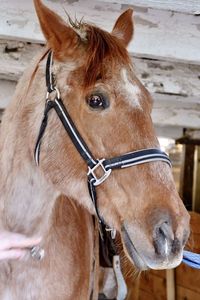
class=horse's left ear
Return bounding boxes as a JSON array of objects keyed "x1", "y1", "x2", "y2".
[{"x1": 112, "y1": 9, "x2": 134, "y2": 47}]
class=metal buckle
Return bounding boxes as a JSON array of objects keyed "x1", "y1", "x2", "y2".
[
  {"x1": 87, "y1": 159, "x2": 111, "y2": 186},
  {"x1": 105, "y1": 227, "x2": 117, "y2": 239},
  {"x1": 113, "y1": 255, "x2": 127, "y2": 300}
]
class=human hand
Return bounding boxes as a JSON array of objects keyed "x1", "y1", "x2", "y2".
[{"x1": 0, "y1": 231, "x2": 42, "y2": 260}]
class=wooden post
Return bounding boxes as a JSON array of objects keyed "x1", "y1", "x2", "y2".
[
  {"x1": 193, "y1": 146, "x2": 200, "y2": 212},
  {"x1": 166, "y1": 269, "x2": 175, "y2": 300},
  {"x1": 179, "y1": 144, "x2": 195, "y2": 211}
]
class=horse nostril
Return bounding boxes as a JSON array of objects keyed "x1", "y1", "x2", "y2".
[
  {"x1": 153, "y1": 221, "x2": 174, "y2": 256},
  {"x1": 159, "y1": 221, "x2": 174, "y2": 241}
]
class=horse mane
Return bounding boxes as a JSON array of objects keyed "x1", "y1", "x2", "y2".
[{"x1": 68, "y1": 17, "x2": 131, "y2": 87}]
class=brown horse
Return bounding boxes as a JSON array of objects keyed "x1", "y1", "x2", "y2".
[{"x1": 0, "y1": 0, "x2": 190, "y2": 299}]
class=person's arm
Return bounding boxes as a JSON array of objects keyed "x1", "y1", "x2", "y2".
[{"x1": 0, "y1": 231, "x2": 41, "y2": 260}]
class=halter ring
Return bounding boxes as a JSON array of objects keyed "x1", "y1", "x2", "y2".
[{"x1": 46, "y1": 87, "x2": 60, "y2": 102}]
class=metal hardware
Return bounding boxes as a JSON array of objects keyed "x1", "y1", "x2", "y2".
[
  {"x1": 87, "y1": 159, "x2": 112, "y2": 186},
  {"x1": 113, "y1": 255, "x2": 127, "y2": 300},
  {"x1": 46, "y1": 87, "x2": 60, "y2": 102},
  {"x1": 31, "y1": 246, "x2": 45, "y2": 261},
  {"x1": 105, "y1": 227, "x2": 117, "y2": 239}
]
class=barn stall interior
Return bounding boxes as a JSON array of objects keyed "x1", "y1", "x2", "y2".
[{"x1": 0, "y1": 0, "x2": 200, "y2": 299}]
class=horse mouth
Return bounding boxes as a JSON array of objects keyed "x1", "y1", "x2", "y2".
[{"x1": 121, "y1": 226, "x2": 149, "y2": 270}]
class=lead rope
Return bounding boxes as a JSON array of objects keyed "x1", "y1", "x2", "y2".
[{"x1": 183, "y1": 250, "x2": 200, "y2": 269}]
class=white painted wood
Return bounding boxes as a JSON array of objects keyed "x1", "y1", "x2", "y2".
[
  {"x1": 134, "y1": 58, "x2": 200, "y2": 97},
  {"x1": 0, "y1": 79, "x2": 16, "y2": 109},
  {"x1": 152, "y1": 94, "x2": 200, "y2": 129},
  {"x1": 0, "y1": 40, "x2": 43, "y2": 81},
  {"x1": 100, "y1": 0, "x2": 200, "y2": 15},
  {"x1": 1, "y1": 79, "x2": 199, "y2": 131},
  {"x1": 155, "y1": 125, "x2": 183, "y2": 139},
  {"x1": 0, "y1": 40, "x2": 199, "y2": 134},
  {"x1": 1, "y1": 41, "x2": 200, "y2": 97},
  {"x1": 0, "y1": 0, "x2": 200, "y2": 64}
]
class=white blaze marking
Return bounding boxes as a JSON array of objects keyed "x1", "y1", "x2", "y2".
[{"x1": 121, "y1": 69, "x2": 141, "y2": 108}]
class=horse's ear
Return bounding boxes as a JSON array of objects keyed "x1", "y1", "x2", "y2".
[
  {"x1": 34, "y1": 0, "x2": 79, "y2": 59},
  {"x1": 112, "y1": 9, "x2": 134, "y2": 47}
]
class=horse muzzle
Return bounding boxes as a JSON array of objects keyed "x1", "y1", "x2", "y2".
[{"x1": 121, "y1": 218, "x2": 190, "y2": 271}]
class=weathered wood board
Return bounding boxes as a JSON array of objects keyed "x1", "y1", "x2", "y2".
[
  {"x1": 100, "y1": 0, "x2": 200, "y2": 14},
  {"x1": 0, "y1": 80, "x2": 15, "y2": 109},
  {"x1": 1, "y1": 79, "x2": 199, "y2": 132},
  {"x1": 0, "y1": 0, "x2": 200, "y2": 64},
  {"x1": 0, "y1": 40, "x2": 200, "y2": 133},
  {"x1": 1, "y1": 37, "x2": 199, "y2": 93},
  {"x1": 152, "y1": 94, "x2": 200, "y2": 129},
  {"x1": 1, "y1": 40, "x2": 200, "y2": 98}
]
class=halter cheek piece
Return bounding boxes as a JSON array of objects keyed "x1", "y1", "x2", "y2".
[{"x1": 34, "y1": 51, "x2": 171, "y2": 267}]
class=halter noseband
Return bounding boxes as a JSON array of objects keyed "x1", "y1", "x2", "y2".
[{"x1": 34, "y1": 51, "x2": 171, "y2": 244}]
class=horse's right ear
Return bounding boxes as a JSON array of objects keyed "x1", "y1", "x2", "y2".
[
  {"x1": 34, "y1": 0, "x2": 79, "y2": 60},
  {"x1": 112, "y1": 9, "x2": 134, "y2": 47}
]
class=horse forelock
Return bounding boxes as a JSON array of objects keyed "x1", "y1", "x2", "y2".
[{"x1": 79, "y1": 24, "x2": 131, "y2": 87}]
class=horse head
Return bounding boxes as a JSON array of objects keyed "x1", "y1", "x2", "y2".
[{"x1": 33, "y1": 0, "x2": 190, "y2": 270}]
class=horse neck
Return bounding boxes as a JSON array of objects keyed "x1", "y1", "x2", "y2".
[{"x1": 0, "y1": 52, "x2": 59, "y2": 236}]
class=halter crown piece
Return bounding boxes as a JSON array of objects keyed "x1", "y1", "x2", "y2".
[{"x1": 34, "y1": 51, "x2": 171, "y2": 298}]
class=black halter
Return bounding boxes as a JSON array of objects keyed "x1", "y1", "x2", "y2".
[{"x1": 34, "y1": 51, "x2": 171, "y2": 266}]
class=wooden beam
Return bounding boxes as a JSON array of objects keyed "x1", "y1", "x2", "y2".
[
  {"x1": 0, "y1": 40, "x2": 43, "y2": 81},
  {"x1": 1, "y1": 44, "x2": 200, "y2": 131},
  {"x1": 155, "y1": 126, "x2": 183, "y2": 140},
  {"x1": 100, "y1": 0, "x2": 200, "y2": 15},
  {"x1": 134, "y1": 57, "x2": 200, "y2": 98},
  {"x1": 1, "y1": 79, "x2": 199, "y2": 134},
  {"x1": 1, "y1": 40, "x2": 200, "y2": 131},
  {"x1": 1, "y1": 40, "x2": 200, "y2": 99},
  {"x1": 0, "y1": 105, "x2": 185, "y2": 139},
  {"x1": 0, "y1": 1, "x2": 200, "y2": 64},
  {"x1": 1, "y1": 42, "x2": 200, "y2": 133},
  {"x1": 152, "y1": 94, "x2": 200, "y2": 129}
]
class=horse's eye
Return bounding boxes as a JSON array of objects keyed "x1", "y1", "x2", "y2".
[
  {"x1": 87, "y1": 95, "x2": 104, "y2": 109},
  {"x1": 87, "y1": 94, "x2": 109, "y2": 110}
]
